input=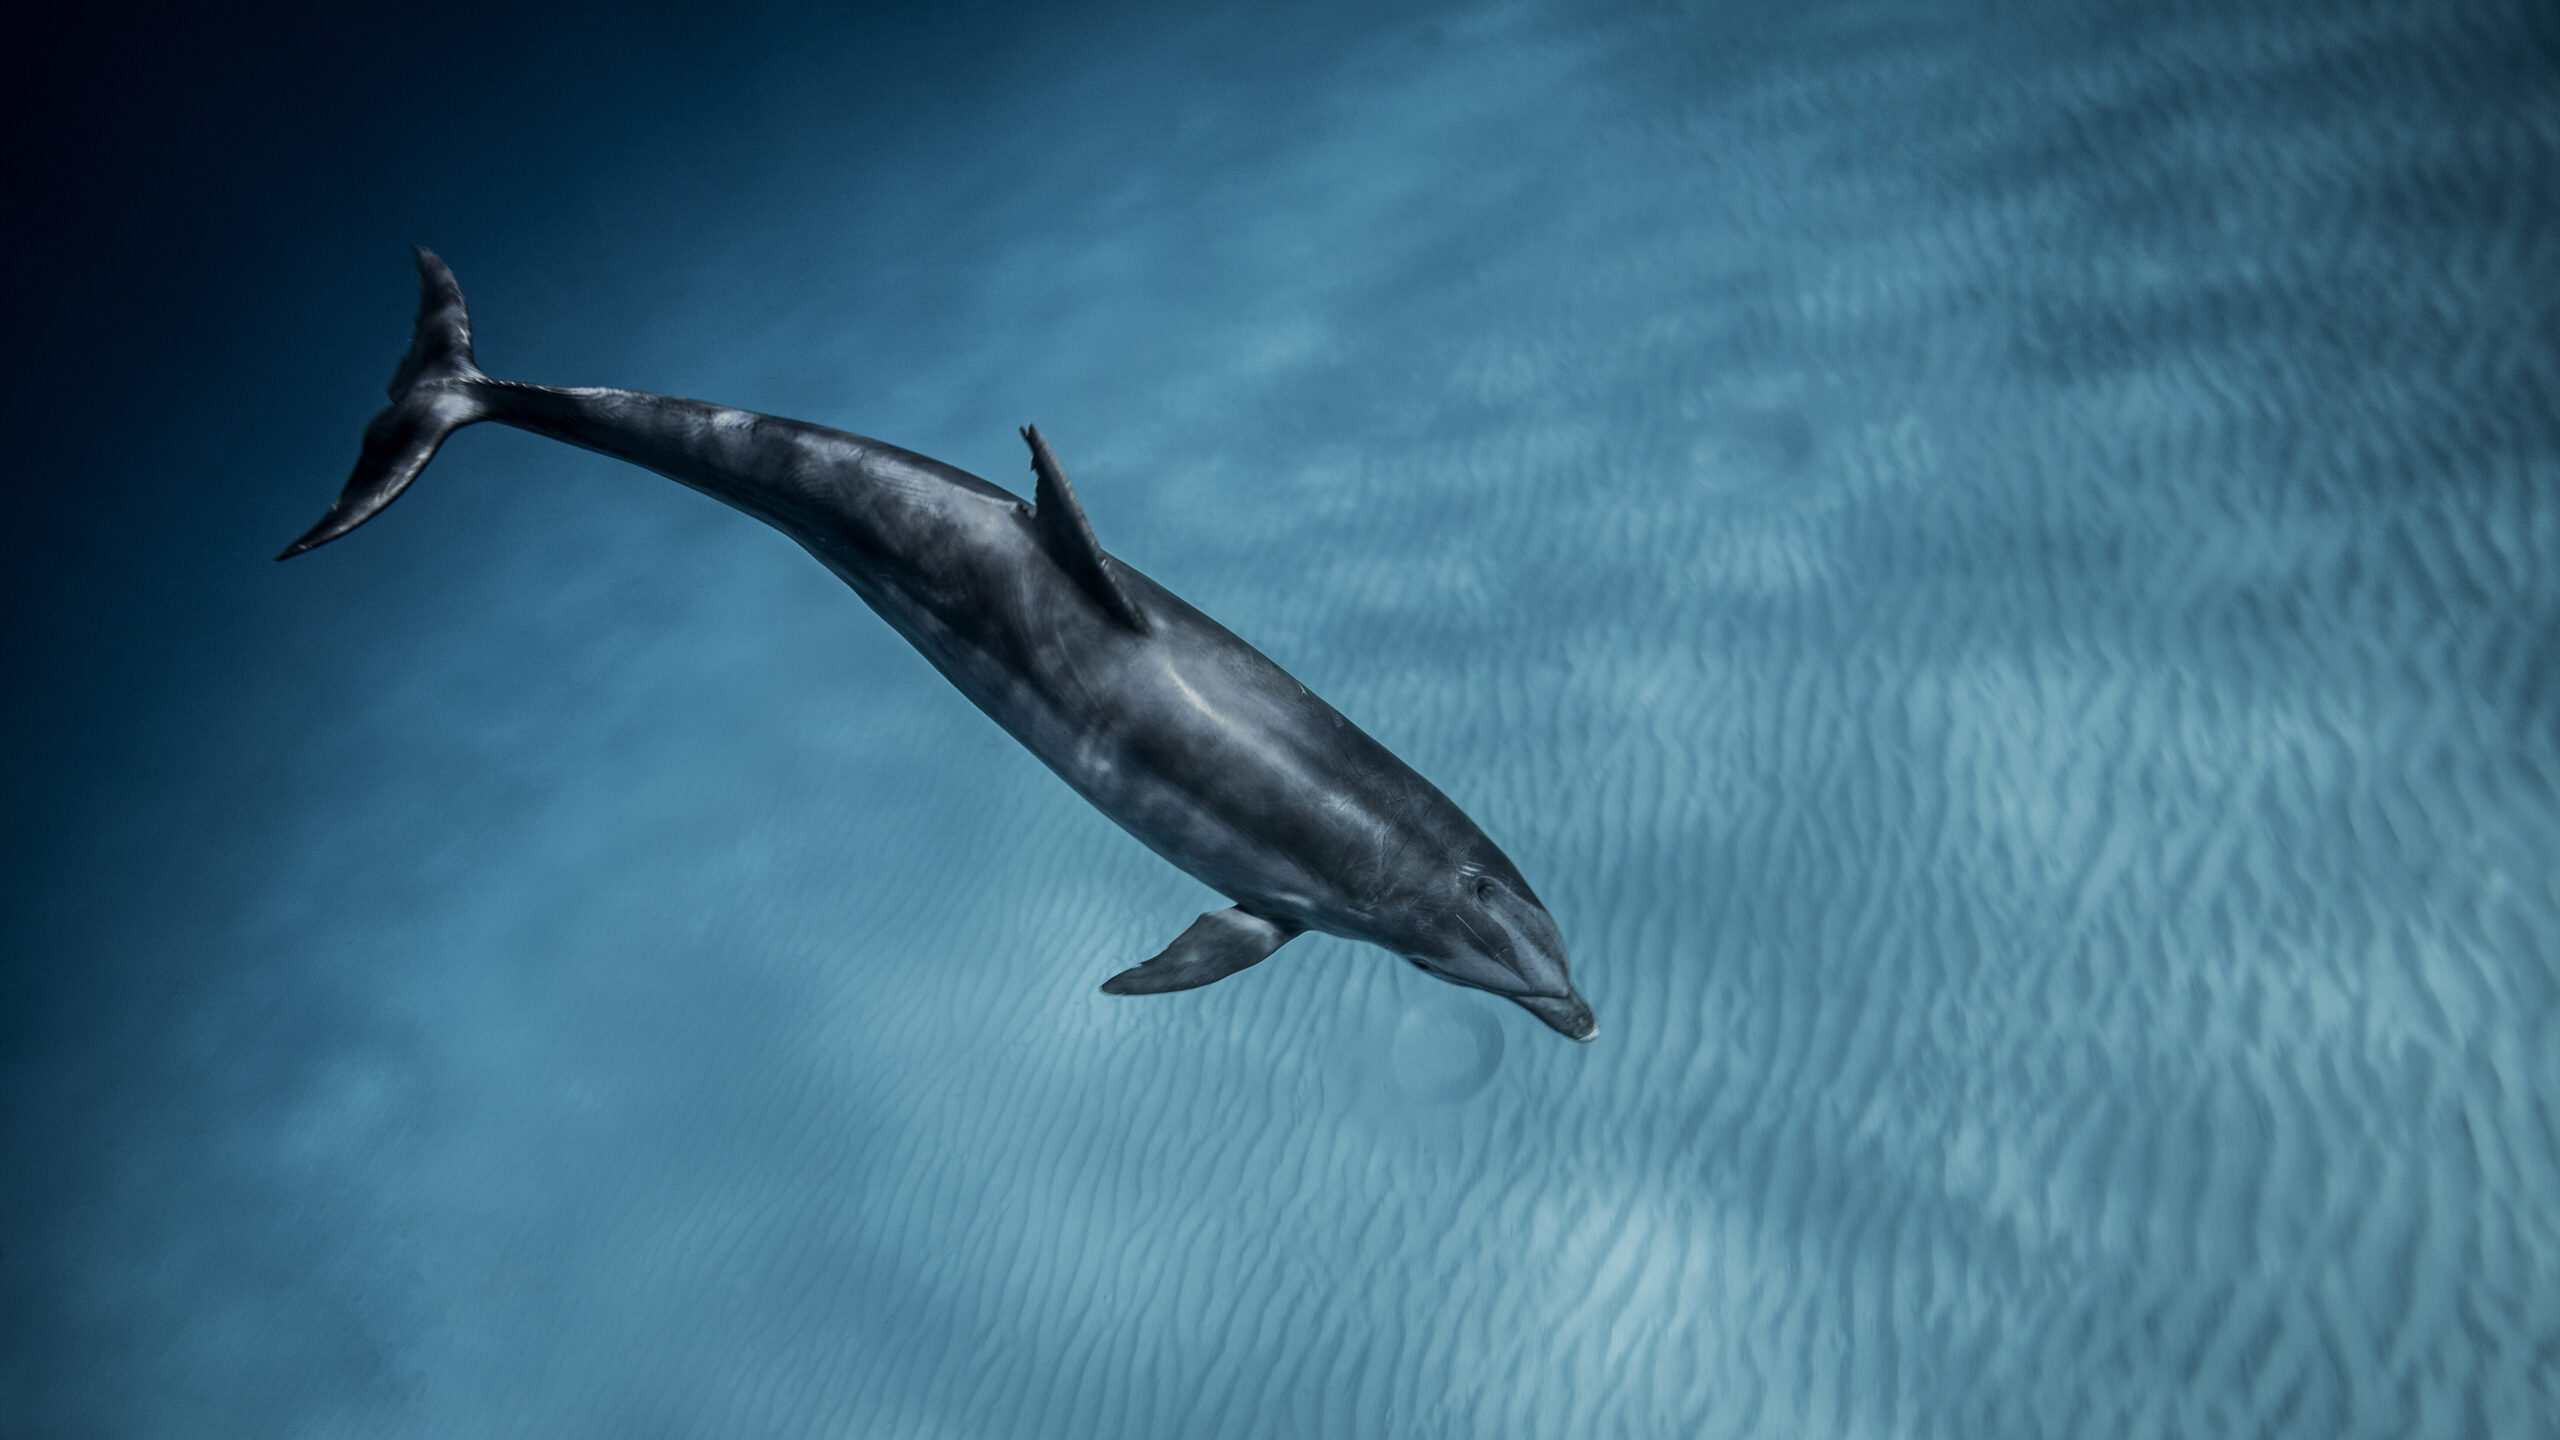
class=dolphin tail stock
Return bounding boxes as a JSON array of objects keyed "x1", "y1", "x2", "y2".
[{"x1": 276, "y1": 246, "x2": 492, "y2": 559}]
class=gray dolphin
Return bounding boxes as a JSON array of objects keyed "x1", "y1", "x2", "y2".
[{"x1": 281, "y1": 249, "x2": 1596, "y2": 1042}]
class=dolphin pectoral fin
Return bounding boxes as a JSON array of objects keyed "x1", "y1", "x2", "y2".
[
  {"x1": 1021, "y1": 424, "x2": 1150, "y2": 634},
  {"x1": 1102, "y1": 907, "x2": 1299, "y2": 995}
]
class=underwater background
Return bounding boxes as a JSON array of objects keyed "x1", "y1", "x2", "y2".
[{"x1": 5, "y1": 0, "x2": 2556, "y2": 1435}]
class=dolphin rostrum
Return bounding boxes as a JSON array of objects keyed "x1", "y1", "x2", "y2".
[{"x1": 281, "y1": 248, "x2": 1597, "y2": 1042}]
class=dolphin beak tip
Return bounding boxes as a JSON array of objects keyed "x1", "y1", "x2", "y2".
[{"x1": 1505, "y1": 991, "x2": 1597, "y2": 1043}]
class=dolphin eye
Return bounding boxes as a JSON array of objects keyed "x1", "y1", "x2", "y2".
[{"x1": 1474, "y1": 878, "x2": 1498, "y2": 903}]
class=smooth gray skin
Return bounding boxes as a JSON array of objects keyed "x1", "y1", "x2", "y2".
[{"x1": 282, "y1": 249, "x2": 1597, "y2": 1042}]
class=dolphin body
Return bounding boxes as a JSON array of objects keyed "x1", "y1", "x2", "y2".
[{"x1": 282, "y1": 249, "x2": 1597, "y2": 1042}]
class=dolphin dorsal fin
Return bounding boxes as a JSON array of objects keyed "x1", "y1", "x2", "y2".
[{"x1": 1022, "y1": 425, "x2": 1150, "y2": 634}]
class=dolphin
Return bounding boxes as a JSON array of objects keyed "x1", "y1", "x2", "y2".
[{"x1": 281, "y1": 248, "x2": 1597, "y2": 1042}]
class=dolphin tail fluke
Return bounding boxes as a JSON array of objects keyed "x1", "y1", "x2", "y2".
[{"x1": 276, "y1": 246, "x2": 491, "y2": 560}]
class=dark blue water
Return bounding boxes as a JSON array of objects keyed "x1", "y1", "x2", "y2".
[{"x1": 6, "y1": 1, "x2": 2557, "y2": 1435}]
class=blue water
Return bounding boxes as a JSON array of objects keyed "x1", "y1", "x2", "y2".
[{"x1": 5, "y1": 1, "x2": 2556, "y2": 1435}]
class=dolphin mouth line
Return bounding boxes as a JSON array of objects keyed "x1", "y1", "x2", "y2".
[{"x1": 1511, "y1": 992, "x2": 1599, "y2": 1043}]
